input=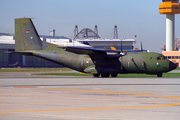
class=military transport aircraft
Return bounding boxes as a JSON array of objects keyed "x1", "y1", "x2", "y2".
[{"x1": 14, "y1": 18, "x2": 177, "y2": 77}]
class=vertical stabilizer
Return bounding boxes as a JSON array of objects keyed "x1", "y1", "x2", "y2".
[{"x1": 15, "y1": 18, "x2": 42, "y2": 51}]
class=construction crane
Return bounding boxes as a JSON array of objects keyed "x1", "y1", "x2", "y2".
[
  {"x1": 175, "y1": 37, "x2": 180, "y2": 50},
  {"x1": 163, "y1": 37, "x2": 180, "y2": 51}
]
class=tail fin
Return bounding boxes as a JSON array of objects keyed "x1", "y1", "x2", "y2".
[{"x1": 15, "y1": 18, "x2": 42, "y2": 51}]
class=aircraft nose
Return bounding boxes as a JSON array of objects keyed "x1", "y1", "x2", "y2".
[{"x1": 169, "y1": 61, "x2": 177, "y2": 71}]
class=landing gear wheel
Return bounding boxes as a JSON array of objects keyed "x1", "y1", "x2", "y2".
[
  {"x1": 111, "y1": 73, "x2": 117, "y2": 77},
  {"x1": 93, "y1": 74, "x2": 100, "y2": 77},
  {"x1": 157, "y1": 73, "x2": 163, "y2": 77},
  {"x1": 101, "y1": 74, "x2": 110, "y2": 78}
]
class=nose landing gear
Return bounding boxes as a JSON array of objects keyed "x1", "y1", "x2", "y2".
[{"x1": 157, "y1": 73, "x2": 163, "y2": 77}]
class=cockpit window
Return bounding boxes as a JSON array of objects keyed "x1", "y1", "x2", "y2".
[
  {"x1": 157, "y1": 56, "x2": 166, "y2": 60},
  {"x1": 157, "y1": 57, "x2": 161, "y2": 60}
]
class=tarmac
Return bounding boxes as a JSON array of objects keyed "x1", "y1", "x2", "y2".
[{"x1": 0, "y1": 71, "x2": 180, "y2": 120}]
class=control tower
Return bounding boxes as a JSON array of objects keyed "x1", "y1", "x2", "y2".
[{"x1": 159, "y1": 0, "x2": 180, "y2": 51}]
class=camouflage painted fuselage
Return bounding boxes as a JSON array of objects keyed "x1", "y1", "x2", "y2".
[
  {"x1": 31, "y1": 50, "x2": 175, "y2": 74},
  {"x1": 14, "y1": 18, "x2": 177, "y2": 77}
]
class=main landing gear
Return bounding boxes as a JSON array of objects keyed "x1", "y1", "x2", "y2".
[
  {"x1": 93, "y1": 73, "x2": 100, "y2": 77},
  {"x1": 93, "y1": 73, "x2": 118, "y2": 78},
  {"x1": 93, "y1": 73, "x2": 163, "y2": 78},
  {"x1": 157, "y1": 73, "x2": 163, "y2": 77}
]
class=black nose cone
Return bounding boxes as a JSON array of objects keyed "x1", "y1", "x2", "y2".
[{"x1": 169, "y1": 61, "x2": 177, "y2": 71}]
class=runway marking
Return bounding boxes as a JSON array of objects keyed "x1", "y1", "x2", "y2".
[
  {"x1": 0, "y1": 86, "x2": 180, "y2": 114},
  {"x1": 1, "y1": 84, "x2": 180, "y2": 87},
  {"x1": 0, "y1": 103, "x2": 180, "y2": 114},
  {"x1": 17, "y1": 86, "x2": 180, "y2": 100}
]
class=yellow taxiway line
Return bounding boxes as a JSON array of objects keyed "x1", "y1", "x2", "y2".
[
  {"x1": 21, "y1": 87, "x2": 180, "y2": 100},
  {"x1": 0, "y1": 103, "x2": 180, "y2": 114},
  {"x1": 0, "y1": 86, "x2": 180, "y2": 114}
]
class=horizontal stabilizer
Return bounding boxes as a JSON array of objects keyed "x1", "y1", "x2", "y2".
[{"x1": 11, "y1": 52, "x2": 33, "y2": 56}]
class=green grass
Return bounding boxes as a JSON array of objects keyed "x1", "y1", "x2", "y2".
[
  {"x1": 175, "y1": 67, "x2": 180, "y2": 70},
  {"x1": 0, "y1": 68, "x2": 72, "y2": 72},
  {"x1": 36, "y1": 73, "x2": 93, "y2": 76},
  {"x1": 1, "y1": 67, "x2": 180, "y2": 77},
  {"x1": 0, "y1": 67, "x2": 180, "y2": 72},
  {"x1": 35, "y1": 72, "x2": 180, "y2": 77}
]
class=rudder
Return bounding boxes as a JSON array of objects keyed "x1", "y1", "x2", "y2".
[{"x1": 15, "y1": 18, "x2": 42, "y2": 52}]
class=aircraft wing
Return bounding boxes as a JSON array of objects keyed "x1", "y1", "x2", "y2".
[
  {"x1": 64, "y1": 46, "x2": 124, "y2": 59},
  {"x1": 64, "y1": 46, "x2": 115, "y2": 54}
]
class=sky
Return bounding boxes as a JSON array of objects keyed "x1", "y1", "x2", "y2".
[{"x1": 1, "y1": 0, "x2": 180, "y2": 52}]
